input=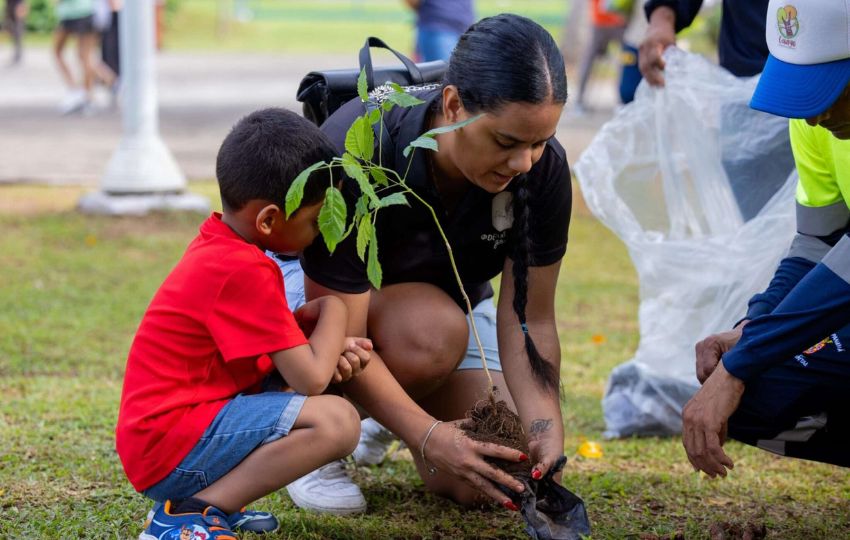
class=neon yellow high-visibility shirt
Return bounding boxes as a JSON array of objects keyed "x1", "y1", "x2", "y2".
[{"x1": 792, "y1": 119, "x2": 850, "y2": 210}]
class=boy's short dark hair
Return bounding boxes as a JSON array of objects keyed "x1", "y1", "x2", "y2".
[{"x1": 216, "y1": 108, "x2": 336, "y2": 212}]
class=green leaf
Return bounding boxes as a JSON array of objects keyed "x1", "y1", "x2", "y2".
[
  {"x1": 367, "y1": 234, "x2": 382, "y2": 289},
  {"x1": 341, "y1": 153, "x2": 379, "y2": 206},
  {"x1": 368, "y1": 107, "x2": 382, "y2": 125},
  {"x1": 344, "y1": 116, "x2": 374, "y2": 162},
  {"x1": 388, "y1": 82, "x2": 404, "y2": 93},
  {"x1": 357, "y1": 68, "x2": 368, "y2": 102},
  {"x1": 377, "y1": 192, "x2": 409, "y2": 208},
  {"x1": 402, "y1": 135, "x2": 439, "y2": 158},
  {"x1": 387, "y1": 91, "x2": 425, "y2": 108},
  {"x1": 382, "y1": 100, "x2": 394, "y2": 112},
  {"x1": 318, "y1": 186, "x2": 347, "y2": 253},
  {"x1": 285, "y1": 161, "x2": 325, "y2": 218},
  {"x1": 369, "y1": 167, "x2": 389, "y2": 187},
  {"x1": 355, "y1": 194, "x2": 370, "y2": 219},
  {"x1": 423, "y1": 114, "x2": 482, "y2": 136},
  {"x1": 342, "y1": 216, "x2": 356, "y2": 241},
  {"x1": 355, "y1": 214, "x2": 373, "y2": 262}
]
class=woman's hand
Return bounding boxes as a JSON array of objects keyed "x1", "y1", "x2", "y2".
[
  {"x1": 333, "y1": 337, "x2": 373, "y2": 383},
  {"x1": 526, "y1": 418, "x2": 563, "y2": 482},
  {"x1": 424, "y1": 420, "x2": 528, "y2": 505}
]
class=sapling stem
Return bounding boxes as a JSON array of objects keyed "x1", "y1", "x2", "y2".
[
  {"x1": 402, "y1": 184, "x2": 495, "y2": 397},
  {"x1": 371, "y1": 159, "x2": 496, "y2": 400}
]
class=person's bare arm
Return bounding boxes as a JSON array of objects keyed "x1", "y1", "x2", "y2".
[
  {"x1": 681, "y1": 362, "x2": 744, "y2": 477},
  {"x1": 639, "y1": 5, "x2": 677, "y2": 86},
  {"x1": 498, "y1": 259, "x2": 565, "y2": 480},
  {"x1": 270, "y1": 295, "x2": 347, "y2": 396}
]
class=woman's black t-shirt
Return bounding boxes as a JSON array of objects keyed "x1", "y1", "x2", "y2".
[{"x1": 301, "y1": 90, "x2": 572, "y2": 310}]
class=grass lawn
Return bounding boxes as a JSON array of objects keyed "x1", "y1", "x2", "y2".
[{"x1": 0, "y1": 183, "x2": 847, "y2": 539}]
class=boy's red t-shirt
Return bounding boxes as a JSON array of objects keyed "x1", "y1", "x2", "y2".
[{"x1": 116, "y1": 213, "x2": 308, "y2": 491}]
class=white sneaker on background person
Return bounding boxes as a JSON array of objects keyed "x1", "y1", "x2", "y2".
[
  {"x1": 58, "y1": 88, "x2": 88, "y2": 115},
  {"x1": 352, "y1": 418, "x2": 397, "y2": 466},
  {"x1": 285, "y1": 460, "x2": 367, "y2": 515}
]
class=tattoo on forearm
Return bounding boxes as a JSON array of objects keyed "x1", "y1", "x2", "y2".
[{"x1": 529, "y1": 419, "x2": 553, "y2": 438}]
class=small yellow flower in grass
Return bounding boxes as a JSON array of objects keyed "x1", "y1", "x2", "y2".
[
  {"x1": 577, "y1": 440, "x2": 603, "y2": 459},
  {"x1": 84, "y1": 234, "x2": 97, "y2": 247},
  {"x1": 591, "y1": 334, "x2": 606, "y2": 345}
]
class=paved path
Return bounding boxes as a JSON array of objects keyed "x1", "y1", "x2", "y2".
[{"x1": 0, "y1": 47, "x2": 613, "y2": 185}]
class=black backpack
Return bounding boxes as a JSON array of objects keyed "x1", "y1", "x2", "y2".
[{"x1": 296, "y1": 37, "x2": 447, "y2": 127}]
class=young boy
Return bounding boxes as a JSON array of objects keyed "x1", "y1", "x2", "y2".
[{"x1": 116, "y1": 108, "x2": 371, "y2": 539}]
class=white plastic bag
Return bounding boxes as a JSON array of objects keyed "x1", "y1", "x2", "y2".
[{"x1": 574, "y1": 48, "x2": 798, "y2": 438}]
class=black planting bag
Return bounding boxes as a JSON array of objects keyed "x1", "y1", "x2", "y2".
[{"x1": 296, "y1": 37, "x2": 447, "y2": 126}]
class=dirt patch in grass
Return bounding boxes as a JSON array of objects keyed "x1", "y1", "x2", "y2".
[{"x1": 0, "y1": 186, "x2": 84, "y2": 216}]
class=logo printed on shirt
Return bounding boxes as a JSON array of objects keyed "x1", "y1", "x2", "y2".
[
  {"x1": 803, "y1": 336, "x2": 830, "y2": 355},
  {"x1": 777, "y1": 5, "x2": 799, "y2": 48},
  {"x1": 481, "y1": 231, "x2": 507, "y2": 249}
]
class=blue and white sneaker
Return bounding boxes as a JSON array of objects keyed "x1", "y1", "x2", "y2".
[
  {"x1": 226, "y1": 507, "x2": 279, "y2": 533},
  {"x1": 139, "y1": 500, "x2": 237, "y2": 540},
  {"x1": 145, "y1": 502, "x2": 279, "y2": 535}
]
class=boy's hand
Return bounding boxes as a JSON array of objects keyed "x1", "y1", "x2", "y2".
[{"x1": 333, "y1": 337, "x2": 373, "y2": 383}]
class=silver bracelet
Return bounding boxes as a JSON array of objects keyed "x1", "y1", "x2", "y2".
[{"x1": 419, "y1": 419, "x2": 444, "y2": 476}]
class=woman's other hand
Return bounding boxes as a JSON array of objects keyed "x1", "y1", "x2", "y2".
[{"x1": 423, "y1": 420, "x2": 527, "y2": 507}]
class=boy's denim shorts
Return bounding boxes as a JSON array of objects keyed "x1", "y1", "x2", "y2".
[
  {"x1": 269, "y1": 254, "x2": 502, "y2": 373},
  {"x1": 143, "y1": 391, "x2": 305, "y2": 502}
]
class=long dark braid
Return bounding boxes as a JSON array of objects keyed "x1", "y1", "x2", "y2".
[
  {"x1": 511, "y1": 175, "x2": 560, "y2": 393},
  {"x1": 444, "y1": 14, "x2": 567, "y2": 393}
]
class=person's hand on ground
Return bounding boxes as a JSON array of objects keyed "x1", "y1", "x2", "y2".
[
  {"x1": 425, "y1": 420, "x2": 527, "y2": 506},
  {"x1": 526, "y1": 418, "x2": 565, "y2": 483},
  {"x1": 639, "y1": 6, "x2": 677, "y2": 86},
  {"x1": 333, "y1": 337, "x2": 373, "y2": 383},
  {"x1": 695, "y1": 321, "x2": 747, "y2": 384},
  {"x1": 681, "y1": 362, "x2": 745, "y2": 478}
]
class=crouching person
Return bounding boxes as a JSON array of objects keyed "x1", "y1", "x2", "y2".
[
  {"x1": 116, "y1": 108, "x2": 371, "y2": 539},
  {"x1": 682, "y1": 0, "x2": 850, "y2": 477}
]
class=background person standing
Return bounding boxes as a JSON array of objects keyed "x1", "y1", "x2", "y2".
[
  {"x1": 404, "y1": 0, "x2": 474, "y2": 62},
  {"x1": 53, "y1": 0, "x2": 97, "y2": 114},
  {"x1": 3, "y1": 0, "x2": 27, "y2": 65}
]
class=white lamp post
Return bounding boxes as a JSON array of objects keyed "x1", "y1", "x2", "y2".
[{"x1": 79, "y1": 0, "x2": 208, "y2": 215}]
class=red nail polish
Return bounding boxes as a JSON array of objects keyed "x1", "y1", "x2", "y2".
[
  {"x1": 503, "y1": 500, "x2": 519, "y2": 512},
  {"x1": 532, "y1": 469, "x2": 542, "y2": 480},
  {"x1": 518, "y1": 453, "x2": 528, "y2": 462}
]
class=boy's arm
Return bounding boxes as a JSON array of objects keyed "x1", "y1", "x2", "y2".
[{"x1": 270, "y1": 296, "x2": 348, "y2": 396}]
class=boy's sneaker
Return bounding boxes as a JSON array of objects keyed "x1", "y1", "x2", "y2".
[
  {"x1": 286, "y1": 460, "x2": 367, "y2": 515},
  {"x1": 139, "y1": 500, "x2": 237, "y2": 540},
  {"x1": 145, "y1": 502, "x2": 279, "y2": 534},
  {"x1": 352, "y1": 418, "x2": 397, "y2": 466},
  {"x1": 227, "y1": 507, "x2": 279, "y2": 533}
]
